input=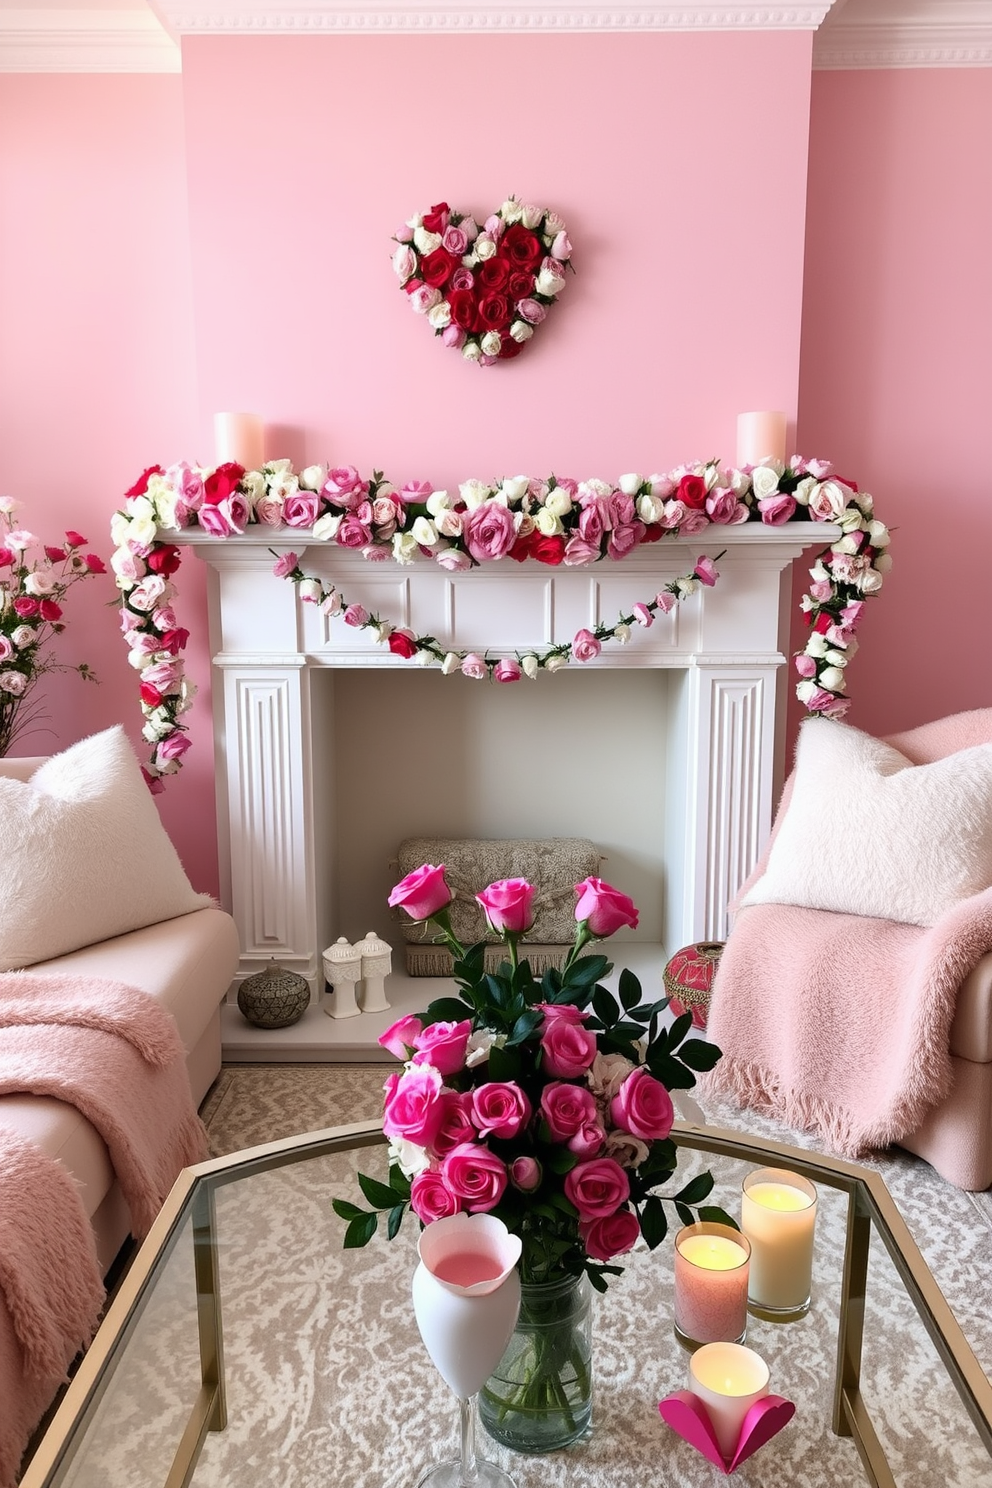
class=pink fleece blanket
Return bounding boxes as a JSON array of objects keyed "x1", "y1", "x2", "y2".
[
  {"x1": 704, "y1": 708, "x2": 992, "y2": 1160},
  {"x1": 0, "y1": 973, "x2": 210, "y2": 1488}
]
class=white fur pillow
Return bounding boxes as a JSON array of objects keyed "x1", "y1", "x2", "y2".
[
  {"x1": 0, "y1": 725, "x2": 211, "y2": 970},
  {"x1": 740, "y1": 718, "x2": 992, "y2": 927}
]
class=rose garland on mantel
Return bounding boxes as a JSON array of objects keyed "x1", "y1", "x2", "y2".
[{"x1": 111, "y1": 456, "x2": 890, "y2": 790}]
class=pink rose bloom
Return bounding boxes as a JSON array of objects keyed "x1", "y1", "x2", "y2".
[
  {"x1": 705, "y1": 489, "x2": 745, "y2": 524},
  {"x1": 322, "y1": 466, "x2": 364, "y2": 503},
  {"x1": 606, "y1": 522, "x2": 645, "y2": 561},
  {"x1": 411, "y1": 1169, "x2": 461, "y2": 1224},
  {"x1": 570, "y1": 1120, "x2": 606, "y2": 1158},
  {"x1": 378, "y1": 1013, "x2": 422, "y2": 1059},
  {"x1": 564, "y1": 1157, "x2": 630, "y2": 1220},
  {"x1": 758, "y1": 493, "x2": 797, "y2": 525},
  {"x1": 807, "y1": 685, "x2": 845, "y2": 713},
  {"x1": 412, "y1": 1018, "x2": 473, "y2": 1076},
  {"x1": 509, "y1": 1156, "x2": 542, "y2": 1193},
  {"x1": 271, "y1": 551, "x2": 299, "y2": 579},
  {"x1": 537, "y1": 1003, "x2": 589, "y2": 1025},
  {"x1": 610, "y1": 1066, "x2": 674, "y2": 1142},
  {"x1": 464, "y1": 501, "x2": 516, "y2": 564},
  {"x1": 693, "y1": 555, "x2": 719, "y2": 586},
  {"x1": 435, "y1": 547, "x2": 472, "y2": 572},
  {"x1": 632, "y1": 603, "x2": 653, "y2": 627},
  {"x1": 809, "y1": 579, "x2": 834, "y2": 601},
  {"x1": 394, "y1": 223, "x2": 414, "y2": 243},
  {"x1": 399, "y1": 480, "x2": 433, "y2": 504},
  {"x1": 152, "y1": 605, "x2": 178, "y2": 631},
  {"x1": 0, "y1": 638, "x2": 11, "y2": 662},
  {"x1": 442, "y1": 325, "x2": 467, "y2": 350},
  {"x1": 343, "y1": 603, "x2": 369, "y2": 627},
  {"x1": 475, "y1": 877, "x2": 535, "y2": 935},
  {"x1": 431, "y1": 1092, "x2": 477, "y2": 1157},
  {"x1": 336, "y1": 514, "x2": 372, "y2": 548},
  {"x1": 450, "y1": 267, "x2": 475, "y2": 292},
  {"x1": 795, "y1": 654, "x2": 818, "y2": 678},
  {"x1": 660, "y1": 499, "x2": 687, "y2": 531},
  {"x1": 493, "y1": 658, "x2": 522, "y2": 684},
  {"x1": 283, "y1": 491, "x2": 321, "y2": 528},
  {"x1": 440, "y1": 1142, "x2": 508, "y2": 1214},
  {"x1": 541, "y1": 1018, "x2": 598, "y2": 1079},
  {"x1": 461, "y1": 652, "x2": 488, "y2": 679},
  {"x1": 577, "y1": 500, "x2": 609, "y2": 544},
  {"x1": 655, "y1": 591, "x2": 676, "y2": 615},
  {"x1": 540, "y1": 1081, "x2": 598, "y2": 1141},
  {"x1": 679, "y1": 509, "x2": 710, "y2": 536},
  {"x1": 471, "y1": 1082, "x2": 533, "y2": 1141},
  {"x1": 140, "y1": 659, "x2": 184, "y2": 693},
  {"x1": 382, "y1": 1064, "x2": 445, "y2": 1147},
  {"x1": 580, "y1": 1207, "x2": 641, "y2": 1263},
  {"x1": 388, "y1": 862, "x2": 452, "y2": 921},
  {"x1": 842, "y1": 600, "x2": 866, "y2": 624},
  {"x1": 572, "y1": 629, "x2": 601, "y2": 663},
  {"x1": 442, "y1": 225, "x2": 469, "y2": 255},
  {"x1": 154, "y1": 731, "x2": 192, "y2": 766},
  {"x1": 574, "y1": 877, "x2": 639, "y2": 935},
  {"x1": 562, "y1": 535, "x2": 602, "y2": 567},
  {"x1": 198, "y1": 497, "x2": 242, "y2": 538}
]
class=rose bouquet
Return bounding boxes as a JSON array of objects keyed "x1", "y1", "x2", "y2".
[
  {"x1": 334, "y1": 863, "x2": 732, "y2": 1448},
  {"x1": 0, "y1": 499, "x2": 105, "y2": 756}
]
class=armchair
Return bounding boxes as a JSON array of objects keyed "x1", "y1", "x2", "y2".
[{"x1": 705, "y1": 708, "x2": 992, "y2": 1191}]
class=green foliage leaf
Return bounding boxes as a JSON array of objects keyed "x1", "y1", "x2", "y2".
[
  {"x1": 674, "y1": 1202, "x2": 695, "y2": 1229},
  {"x1": 592, "y1": 986, "x2": 621, "y2": 1027},
  {"x1": 645, "y1": 1051, "x2": 697, "y2": 1090},
  {"x1": 639, "y1": 1195, "x2": 669, "y2": 1250},
  {"x1": 386, "y1": 1204, "x2": 406, "y2": 1241},
  {"x1": 665, "y1": 1010, "x2": 694, "y2": 1052},
  {"x1": 387, "y1": 1165, "x2": 411, "y2": 1201},
  {"x1": 612, "y1": 1020, "x2": 646, "y2": 1043},
  {"x1": 674, "y1": 1172, "x2": 715, "y2": 1206},
  {"x1": 698, "y1": 1206, "x2": 740, "y2": 1230},
  {"x1": 343, "y1": 1211, "x2": 378, "y2": 1249},
  {"x1": 421, "y1": 996, "x2": 474, "y2": 1026},
  {"x1": 358, "y1": 1172, "x2": 405, "y2": 1210},
  {"x1": 563, "y1": 954, "x2": 611, "y2": 989},
  {"x1": 618, "y1": 967, "x2": 642, "y2": 1011},
  {"x1": 487, "y1": 1042, "x2": 522, "y2": 1082},
  {"x1": 678, "y1": 1038, "x2": 724, "y2": 1073},
  {"x1": 544, "y1": 1147, "x2": 578, "y2": 1175},
  {"x1": 629, "y1": 1000, "x2": 665, "y2": 1025},
  {"x1": 331, "y1": 1198, "x2": 364, "y2": 1221},
  {"x1": 507, "y1": 1009, "x2": 543, "y2": 1046}
]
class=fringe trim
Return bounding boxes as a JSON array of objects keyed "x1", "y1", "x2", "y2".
[{"x1": 405, "y1": 944, "x2": 571, "y2": 978}]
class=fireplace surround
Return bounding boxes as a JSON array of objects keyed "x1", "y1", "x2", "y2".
[{"x1": 180, "y1": 522, "x2": 837, "y2": 1058}]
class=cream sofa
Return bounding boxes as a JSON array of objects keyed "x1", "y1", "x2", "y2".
[{"x1": 0, "y1": 752, "x2": 240, "y2": 1273}]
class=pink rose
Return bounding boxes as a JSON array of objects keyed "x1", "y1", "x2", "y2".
[
  {"x1": 282, "y1": 491, "x2": 321, "y2": 528},
  {"x1": 441, "y1": 325, "x2": 467, "y2": 350},
  {"x1": 574, "y1": 877, "x2": 639, "y2": 935},
  {"x1": 461, "y1": 652, "x2": 488, "y2": 679},
  {"x1": 562, "y1": 535, "x2": 602, "y2": 566},
  {"x1": 442, "y1": 225, "x2": 469, "y2": 256},
  {"x1": 336, "y1": 514, "x2": 372, "y2": 548},
  {"x1": 411, "y1": 1169, "x2": 461, "y2": 1223},
  {"x1": 580, "y1": 1207, "x2": 641, "y2": 1262},
  {"x1": 322, "y1": 466, "x2": 364, "y2": 503},
  {"x1": 382, "y1": 1064, "x2": 444, "y2": 1147},
  {"x1": 343, "y1": 603, "x2": 369, "y2": 627},
  {"x1": 471, "y1": 1082, "x2": 532, "y2": 1141},
  {"x1": 389, "y1": 862, "x2": 453, "y2": 921},
  {"x1": 475, "y1": 877, "x2": 535, "y2": 935},
  {"x1": 758, "y1": 493, "x2": 797, "y2": 525},
  {"x1": 509, "y1": 1156, "x2": 542, "y2": 1192},
  {"x1": 464, "y1": 501, "x2": 516, "y2": 564},
  {"x1": 606, "y1": 522, "x2": 645, "y2": 561},
  {"x1": 140, "y1": 659, "x2": 183, "y2": 693},
  {"x1": 493, "y1": 658, "x2": 521, "y2": 683},
  {"x1": 655, "y1": 591, "x2": 676, "y2": 614},
  {"x1": 794, "y1": 654, "x2": 818, "y2": 678},
  {"x1": 610, "y1": 1066, "x2": 674, "y2": 1142},
  {"x1": 564, "y1": 1157, "x2": 630, "y2": 1220},
  {"x1": 154, "y1": 731, "x2": 192, "y2": 767},
  {"x1": 572, "y1": 629, "x2": 601, "y2": 663},
  {"x1": 540, "y1": 1082, "x2": 599, "y2": 1142},
  {"x1": 435, "y1": 547, "x2": 472, "y2": 572},
  {"x1": 271, "y1": 551, "x2": 299, "y2": 579},
  {"x1": 431, "y1": 1092, "x2": 477, "y2": 1157},
  {"x1": 517, "y1": 298, "x2": 547, "y2": 324},
  {"x1": 693, "y1": 555, "x2": 719, "y2": 586},
  {"x1": 440, "y1": 1142, "x2": 508, "y2": 1214},
  {"x1": 541, "y1": 1018, "x2": 598, "y2": 1079},
  {"x1": 705, "y1": 490, "x2": 743, "y2": 524},
  {"x1": 412, "y1": 1019, "x2": 473, "y2": 1076},
  {"x1": 378, "y1": 1013, "x2": 422, "y2": 1059},
  {"x1": 632, "y1": 603, "x2": 653, "y2": 627},
  {"x1": 678, "y1": 509, "x2": 710, "y2": 536}
]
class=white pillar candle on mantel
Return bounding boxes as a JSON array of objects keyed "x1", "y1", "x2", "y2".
[
  {"x1": 674, "y1": 1222, "x2": 750, "y2": 1347},
  {"x1": 740, "y1": 1167, "x2": 817, "y2": 1317},
  {"x1": 736, "y1": 410, "x2": 787, "y2": 467},
  {"x1": 689, "y1": 1341, "x2": 770, "y2": 1462},
  {"x1": 214, "y1": 411, "x2": 264, "y2": 471}
]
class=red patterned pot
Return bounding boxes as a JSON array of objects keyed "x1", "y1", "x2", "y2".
[{"x1": 663, "y1": 942, "x2": 725, "y2": 1030}]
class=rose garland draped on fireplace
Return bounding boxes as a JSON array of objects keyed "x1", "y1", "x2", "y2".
[{"x1": 111, "y1": 455, "x2": 889, "y2": 790}]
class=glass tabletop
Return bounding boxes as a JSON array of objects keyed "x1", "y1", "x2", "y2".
[{"x1": 20, "y1": 1119, "x2": 992, "y2": 1488}]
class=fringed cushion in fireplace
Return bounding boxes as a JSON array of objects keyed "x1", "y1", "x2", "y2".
[{"x1": 394, "y1": 837, "x2": 602, "y2": 976}]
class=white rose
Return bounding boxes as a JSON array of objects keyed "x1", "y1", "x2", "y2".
[
  {"x1": 544, "y1": 653, "x2": 569, "y2": 673},
  {"x1": 312, "y1": 513, "x2": 342, "y2": 542},
  {"x1": 480, "y1": 331, "x2": 502, "y2": 357},
  {"x1": 832, "y1": 532, "x2": 863, "y2": 555},
  {"x1": 441, "y1": 652, "x2": 461, "y2": 675},
  {"x1": 392, "y1": 244, "x2": 417, "y2": 282},
  {"x1": 460, "y1": 479, "x2": 492, "y2": 509},
  {"x1": 836, "y1": 506, "x2": 865, "y2": 532},
  {"x1": 127, "y1": 513, "x2": 159, "y2": 550},
  {"x1": 614, "y1": 624, "x2": 631, "y2": 644},
  {"x1": 578, "y1": 478, "x2": 613, "y2": 500},
  {"x1": 427, "y1": 301, "x2": 452, "y2": 330},
  {"x1": 426, "y1": 490, "x2": 454, "y2": 516},
  {"x1": 500, "y1": 476, "x2": 530, "y2": 502},
  {"x1": 521, "y1": 654, "x2": 539, "y2": 679},
  {"x1": 703, "y1": 462, "x2": 721, "y2": 491},
  {"x1": 868, "y1": 520, "x2": 890, "y2": 546},
  {"x1": 413, "y1": 648, "x2": 434, "y2": 667},
  {"x1": 412, "y1": 227, "x2": 442, "y2": 255},
  {"x1": 534, "y1": 508, "x2": 563, "y2": 536},
  {"x1": 465, "y1": 1028, "x2": 497, "y2": 1066},
  {"x1": 818, "y1": 666, "x2": 847, "y2": 692},
  {"x1": 856, "y1": 489, "x2": 875, "y2": 516},
  {"x1": 392, "y1": 531, "x2": 420, "y2": 565},
  {"x1": 509, "y1": 321, "x2": 533, "y2": 343},
  {"x1": 388, "y1": 1137, "x2": 431, "y2": 1179},
  {"x1": 24, "y1": 568, "x2": 56, "y2": 596},
  {"x1": 110, "y1": 511, "x2": 132, "y2": 547},
  {"x1": 534, "y1": 266, "x2": 564, "y2": 296},
  {"x1": 874, "y1": 553, "x2": 893, "y2": 573},
  {"x1": 462, "y1": 341, "x2": 482, "y2": 361},
  {"x1": 127, "y1": 495, "x2": 155, "y2": 523},
  {"x1": 824, "y1": 648, "x2": 848, "y2": 667},
  {"x1": 676, "y1": 576, "x2": 699, "y2": 597},
  {"x1": 0, "y1": 497, "x2": 20, "y2": 517},
  {"x1": 727, "y1": 468, "x2": 752, "y2": 496},
  {"x1": 500, "y1": 198, "x2": 523, "y2": 223},
  {"x1": 410, "y1": 515, "x2": 438, "y2": 547},
  {"x1": 300, "y1": 464, "x2": 327, "y2": 491},
  {"x1": 859, "y1": 568, "x2": 884, "y2": 593},
  {"x1": 750, "y1": 465, "x2": 782, "y2": 500},
  {"x1": 544, "y1": 488, "x2": 573, "y2": 518},
  {"x1": 520, "y1": 203, "x2": 543, "y2": 229},
  {"x1": 637, "y1": 493, "x2": 666, "y2": 524},
  {"x1": 0, "y1": 670, "x2": 27, "y2": 696},
  {"x1": 474, "y1": 235, "x2": 497, "y2": 261},
  {"x1": 434, "y1": 508, "x2": 463, "y2": 538},
  {"x1": 796, "y1": 678, "x2": 817, "y2": 704},
  {"x1": 811, "y1": 479, "x2": 850, "y2": 520},
  {"x1": 618, "y1": 473, "x2": 644, "y2": 496},
  {"x1": 375, "y1": 622, "x2": 393, "y2": 644},
  {"x1": 297, "y1": 578, "x2": 323, "y2": 604},
  {"x1": 544, "y1": 211, "x2": 564, "y2": 236},
  {"x1": 11, "y1": 625, "x2": 34, "y2": 648},
  {"x1": 805, "y1": 633, "x2": 830, "y2": 658},
  {"x1": 794, "y1": 476, "x2": 818, "y2": 507}
]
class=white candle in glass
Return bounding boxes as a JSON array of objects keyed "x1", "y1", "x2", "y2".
[
  {"x1": 741, "y1": 1167, "x2": 817, "y2": 1315},
  {"x1": 674, "y1": 1223, "x2": 750, "y2": 1346},
  {"x1": 214, "y1": 411, "x2": 264, "y2": 470},
  {"x1": 689, "y1": 1341, "x2": 769, "y2": 1462},
  {"x1": 736, "y1": 410, "x2": 787, "y2": 467}
]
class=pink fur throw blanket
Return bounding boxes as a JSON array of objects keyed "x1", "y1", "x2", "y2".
[
  {"x1": 704, "y1": 708, "x2": 992, "y2": 1160},
  {"x1": 0, "y1": 973, "x2": 209, "y2": 1488}
]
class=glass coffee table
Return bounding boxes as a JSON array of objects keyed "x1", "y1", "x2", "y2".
[{"x1": 20, "y1": 1120, "x2": 992, "y2": 1488}]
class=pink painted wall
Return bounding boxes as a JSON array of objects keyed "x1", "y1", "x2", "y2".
[{"x1": 794, "y1": 66, "x2": 992, "y2": 746}]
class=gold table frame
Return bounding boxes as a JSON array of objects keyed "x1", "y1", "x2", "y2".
[{"x1": 20, "y1": 1118, "x2": 992, "y2": 1488}]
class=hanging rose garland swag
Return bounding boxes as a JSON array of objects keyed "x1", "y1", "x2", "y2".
[
  {"x1": 111, "y1": 456, "x2": 890, "y2": 790},
  {"x1": 392, "y1": 197, "x2": 573, "y2": 365}
]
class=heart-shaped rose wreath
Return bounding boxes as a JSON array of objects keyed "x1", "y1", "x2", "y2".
[{"x1": 392, "y1": 196, "x2": 573, "y2": 366}]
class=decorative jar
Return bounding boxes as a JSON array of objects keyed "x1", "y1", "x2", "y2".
[{"x1": 236, "y1": 962, "x2": 310, "y2": 1029}]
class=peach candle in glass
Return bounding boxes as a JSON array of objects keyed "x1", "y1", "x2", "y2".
[
  {"x1": 674, "y1": 1221, "x2": 750, "y2": 1350},
  {"x1": 740, "y1": 1167, "x2": 817, "y2": 1321},
  {"x1": 736, "y1": 410, "x2": 787, "y2": 467}
]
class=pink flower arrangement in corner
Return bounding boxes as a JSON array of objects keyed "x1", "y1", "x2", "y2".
[{"x1": 334, "y1": 865, "x2": 731, "y2": 1291}]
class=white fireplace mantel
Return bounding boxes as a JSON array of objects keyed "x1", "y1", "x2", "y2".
[{"x1": 182, "y1": 522, "x2": 837, "y2": 1057}]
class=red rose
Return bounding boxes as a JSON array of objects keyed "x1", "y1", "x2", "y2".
[
  {"x1": 509, "y1": 529, "x2": 537, "y2": 562},
  {"x1": 477, "y1": 292, "x2": 510, "y2": 331},
  {"x1": 388, "y1": 630, "x2": 418, "y2": 659},
  {"x1": 448, "y1": 288, "x2": 480, "y2": 332},
  {"x1": 422, "y1": 202, "x2": 449, "y2": 234},
  {"x1": 158, "y1": 627, "x2": 190, "y2": 655},
  {"x1": 498, "y1": 339, "x2": 523, "y2": 360},
  {"x1": 65, "y1": 530, "x2": 88, "y2": 548},
  {"x1": 420, "y1": 248, "x2": 458, "y2": 289},
  {"x1": 403, "y1": 276, "x2": 424, "y2": 296},
  {"x1": 677, "y1": 474, "x2": 708, "y2": 511},
  {"x1": 125, "y1": 466, "x2": 164, "y2": 499},
  {"x1": 140, "y1": 681, "x2": 164, "y2": 708},
  {"x1": 501, "y1": 223, "x2": 543, "y2": 269},
  {"x1": 45, "y1": 545, "x2": 67, "y2": 563},
  {"x1": 478, "y1": 256, "x2": 511, "y2": 290},
  {"x1": 508, "y1": 270, "x2": 535, "y2": 300},
  {"x1": 146, "y1": 543, "x2": 182, "y2": 576},
  {"x1": 530, "y1": 533, "x2": 565, "y2": 565},
  {"x1": 204, "y1": 461, "x2": 244, "y2": 503},
  {"x1": 39, "y1": 599, "x2": 62, "y2": 621},
  {"x1": 85, "y1": 553, "x2": 107, "y2": 574},
  {"x1": 813, "y1": 611, "x2": 833, "y2": 634}
]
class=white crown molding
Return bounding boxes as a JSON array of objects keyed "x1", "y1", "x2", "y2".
[
  {"x1": 0, "y1": 9, "x2": 180, "y2": 72},
  {"x1": 814, "y1": 1, "x2": 992, "y2": 66}
]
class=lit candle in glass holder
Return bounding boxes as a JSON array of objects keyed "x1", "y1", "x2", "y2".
[
  {"x1": 736, "y1": 410, "x2": 787, "y2": 467},
  {"x1": 674, "y1": 1221, "x2": 751, "y2": 1350},
  {"x1": 688, "y1": 1341, "x2": 770, "y2": 1462},
  {"x1": 214, "y1": 411, "x2": 264, "y2": 470},
  {"x1": 740, "y1": 1167, "x2": 817, "y2": 1320}
]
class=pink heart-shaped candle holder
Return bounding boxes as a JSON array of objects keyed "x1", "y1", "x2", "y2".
[{"x1": 658, "y1": 1390, "x2": 796, "y2": 1473}]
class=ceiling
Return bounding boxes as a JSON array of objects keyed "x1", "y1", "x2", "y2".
[{"x1": 1, "y1": 0, "x2": 989, "y2": 73}]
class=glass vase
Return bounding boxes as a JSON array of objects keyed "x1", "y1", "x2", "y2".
[{"x1": 479, "y1": 1272, "x2": 593, "y2": 1454}]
